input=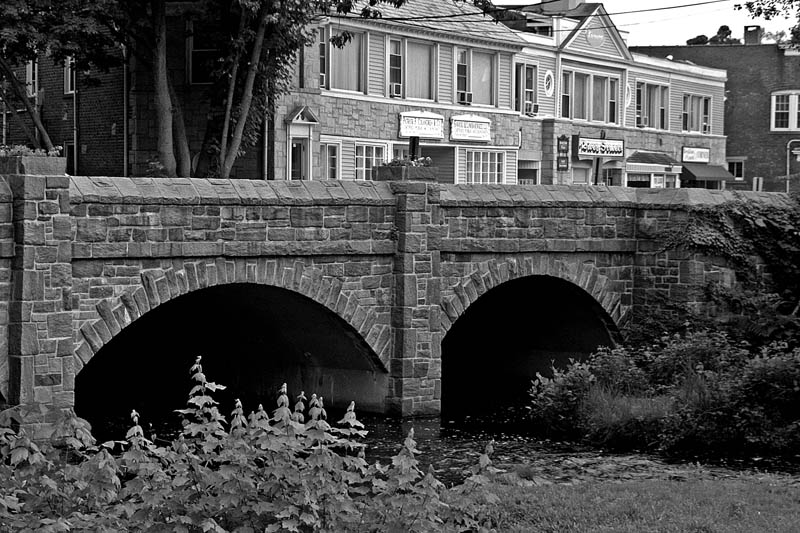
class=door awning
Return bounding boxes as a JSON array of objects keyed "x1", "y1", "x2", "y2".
[{"x1": 681, "y1": 163, "x2": 735, "y2": 181}]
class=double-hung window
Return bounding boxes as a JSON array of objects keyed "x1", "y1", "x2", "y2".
[
  {"x1": 727, "y1": 159, "x2": 745, "y2": 179},
  {"x1": 455, "y1": 48, "x2": 494, "y2": 105},
  {"x1": 355, "y1": 144, "x2": 385, "y2": 180},
  {"x1": 330, "y1": 31, "x2": 363, "y2": 92},
  {"x1": 682, "y1": 94, "x2": 711, "y2": 133},
  {"x1": 466, "y1": 150, "x2": 504, "y2": 184},
  {"x1": 321, "y1": 143, "x2": 339, "y2": 179},
  {"x1": 562, "y1": 70, "x2": 619, "y2": 123},
  {"x1": 389, "y1": 39, "x2": 402, "y2": 96},
  {"x1": 64, "y1": 57, "x2": 76, "y2": 95},
  {"x1": 407, "y1": 42, "x2": 433, "y2": 99},
  {"x1": 635, "y1": 82, "x2": 669, "y2": 129},
  {"x1": 770, "y1": 91, "x2": 800, "y2": 130},
  {"x1": 187, "y1": 21, "x2": 217, "y2": 85},
  {"x1": 26, "y1": 60, "x2": 38, "y2": 98},
  {"x1": 319, "y1": 29, "x2": 328, "y2": 88},
  {"x1": 515, "y1": 64, "x2": 537, "y2": 115}
]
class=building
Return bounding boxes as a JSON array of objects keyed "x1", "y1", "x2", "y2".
[
  {"x1": 632, "y1": 25, "x2": 800, "y2": 192},
  {"x1": 2, "y1": 0, "x2": 732, "y2": 189}
]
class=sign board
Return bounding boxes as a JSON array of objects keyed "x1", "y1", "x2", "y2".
[
  {"x1": 574, "y1": 136, "x2": 624, "y2": 158},
  {"x1": 399, "y1": 111, "x2": 444, "y2": 139},
  {"x1": 682, "y1": 146, "x2": 711, "y2": 163},
  {"x1": 450, "y1": 114, "x2": 492, "y2": 142},
  {"x1": 557, "y1": 156, "x2": 570, "y2": 171},
  {"x1": 557, "y1": 135, "x2": 570, "y2": 155}
]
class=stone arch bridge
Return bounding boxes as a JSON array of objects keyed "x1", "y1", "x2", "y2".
[{"x1": 0, "y1": 170, "x2": 782, "y2": 434}]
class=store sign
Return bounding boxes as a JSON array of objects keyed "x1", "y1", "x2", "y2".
[
  {"x1": 575, "y1": 137, "x2": 624, "y2": 158},
  {"x1": 557, "y1": 156, "x2": 570, "y2": 171},
  {"x1": 450, "y1": 115, "x2": 492, "y2": 141},
  {"x1": 682, "y1": 146, "x2": 710, "y2": 163},
  {"x1": 399, "y1": 111, "x2": 444, "y2": 139}
]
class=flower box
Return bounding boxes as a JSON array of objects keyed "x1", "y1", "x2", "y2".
[
  {"x1": 374, "y1": 166, "x2": 439, "y2": 182},
  {"x1": 0, "y1": 156, "x2": 67, "y2": 176}
]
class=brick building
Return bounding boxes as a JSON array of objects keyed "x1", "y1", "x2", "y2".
[
  {"x1": 632, "y1": 26, "x2": 800, "y2": 192},
  {"x1": 2, "y1": 0, "x2": 733, "y2": 188}
]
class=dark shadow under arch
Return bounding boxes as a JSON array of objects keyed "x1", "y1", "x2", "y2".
[
  {"x1": 441, "y1": 275, "x2": 617, "y2": 418},
  {"x1": 76, "y1": 283, "x2": 387, "y2": 441}
]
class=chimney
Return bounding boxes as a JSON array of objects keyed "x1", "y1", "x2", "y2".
[{"x1": 744, "y1": 25, "x2": 763, "y2": 45}]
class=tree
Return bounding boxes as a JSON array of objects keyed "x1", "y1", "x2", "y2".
[
  {"x1": 686, "y1": 34, "x2": 709, "y2": 45},
  {"x1": 708, "y1": 25, "x2": 741, "y2": 44},
  {"x1": 0, "y1": 0, "x2": 118, "y2": 151}
]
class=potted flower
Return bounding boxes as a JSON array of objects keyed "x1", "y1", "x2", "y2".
[
  {"x1": 0, "y1": 145, "x2": 66, "y2": 175},
  {"x1": 374, "y1": 156, "x2": 438, "y2": 182}
]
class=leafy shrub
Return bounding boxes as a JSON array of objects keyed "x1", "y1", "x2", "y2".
[
  {"x1": 582, "y1": 387, "x2": 672, "y2": 450},
  {"x1": 528, "y1": 359, "x2": 595, "y2": 438},
  {"x1": 0, "y1": 357, "x2": 501, "y2": 532},
  {"x1": 0, "y1": 144, "x2": 63, "y2": 157}
]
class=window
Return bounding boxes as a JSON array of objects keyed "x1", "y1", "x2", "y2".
[
  {"x1": 330, "y1": 32, "x2": 363, "y2": 91},
  {"x1": 466, "y1": 150, "x2": 504, "y2": 184},
  {"x1": 26, "y1": 60, "x2": 38, "y2": 98},
  {"x1": 64, "y1": 57, "x2": 76, "y2": 95},
  {"x1": 319, "y1": 29, "x2": 328, "y2": 88},
  {"x1": 355, "y1": 144, "x2": 385, "y2": 180},
  {"x1": 187, "y1": 22, "x2": 218, "y2": 85},
  {"x1": 389, "y1": 39, "x2": 402, "y2": 95},
  {"x1": 727, "y1": 160, "x2": 745, "y2": 179},
  {"x1": 456, "y1": 48, "x2": 494, "y2": 105},
  {"x1": 321, "y1": 143, "x2": 339, "y2": 179},
  {"x1": 407, "y1": 42, "x2": 433, "y2": 99},
  {"x1": 770, "y1": 91, "x2": 800, "y2": 130},
  {"x1": 562, "y1": 70, "x2": 620, "y2": 123},
  {"x1": 515, "y1": 64, "x2": 537, "y2": 114},
  {"x1": 561, "y1": 72, "x2": 571, "y2": 118},
  {"x1": 682, "y1": 94, "x2": 711, "y2": 133},
  {"x1": 635, "y1": 82, "x2": 669, "y2": 129}
]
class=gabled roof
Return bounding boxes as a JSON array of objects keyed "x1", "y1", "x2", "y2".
[
  {"x1": 558, "y1": 4, "x2": 632, "y2": 61},
  {"x1": 331, "y1": 0, "x2": 525, "y2": 49}
]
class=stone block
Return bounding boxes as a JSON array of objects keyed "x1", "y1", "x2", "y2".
[
  {"x1": 47, "y1": 312, "x2": 73, "y2": 338},
  {"x1": 75, "y1": 218, "x2": 108, "y2": 242}
]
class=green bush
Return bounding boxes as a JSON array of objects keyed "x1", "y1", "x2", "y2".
[
  {"x1": 529, "y1": 332, "x2": 800, "y2": 460},
  {"x1": 0, "y1": 357, "x2": 501, "y2": 532}
]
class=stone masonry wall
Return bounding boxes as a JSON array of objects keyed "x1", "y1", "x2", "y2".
[{"x1": 0, "y1": 172, "x2": 790, "y2": 431}]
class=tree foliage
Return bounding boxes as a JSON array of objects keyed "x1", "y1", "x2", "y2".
[{"x1": 736, "y1": 0, "x2": 800, "y2": 43}]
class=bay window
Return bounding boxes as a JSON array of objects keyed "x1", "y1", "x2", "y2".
[
  {"x1": 770, "y1": 91, "x2": 800, "y2": 130},
  {"x1": 635, "y1": 82, "x2": 669, "y2": 129},
  {"x1": 682, "y1": 94, "x2": 711, "y2": 133},
  {"x1": 561, "y1": 70, "x2": 620, "y2": 123}
]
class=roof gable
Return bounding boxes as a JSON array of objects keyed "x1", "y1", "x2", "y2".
[{"x1": 561, "y1": 6, "x2": 632, "y2": 61}]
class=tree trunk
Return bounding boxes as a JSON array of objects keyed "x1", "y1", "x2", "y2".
[
  {"x1": 220, "y1": 8, "x2": 269, "y2": 179},
  {"x1": 0, "y1": 57, "x2": 54, "y2": 151},
  {"x1": 0, "y1": 85, "x2": 39, "y2": 148},
  {"x1": 168, "y1": 80, "x2": 191, "y2": 177},
  {"x1": 151, "y1": 0, "x2": 177, "y2": 177},
  {"x1": 218, "y1": 9, "x2": 248, "y2": 174}
]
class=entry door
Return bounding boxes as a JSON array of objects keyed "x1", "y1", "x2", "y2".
[{"x1": 290, "y1": 139, "x2": 308, "y2": 180}]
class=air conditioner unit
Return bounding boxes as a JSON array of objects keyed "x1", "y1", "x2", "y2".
[
  {"x1": 390, "y1": 82, "x2": 402, "y2": 98},
  {"x1": 457, "y1": 91, "x2": 473, "y2": 105},
  {"x1": 319, "y1": 73, "x2": 326, "y2": 88},
  {"x1": 637, "y1": 116, "x2": 648, "y2": 127},
  {"x1": 524, "y1": 102, "x2": 539, "y2": 116}
]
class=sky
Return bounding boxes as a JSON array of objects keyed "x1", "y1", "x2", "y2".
[{"x1": 501, "y1": 0, "x2": 797, "y2": 46}]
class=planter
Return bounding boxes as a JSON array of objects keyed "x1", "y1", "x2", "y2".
[
  {"x1": 0, "y1": 156, "x2": 67, "y2": 176},
  {"x1": 374, "y1": 166, "x2": 439, "y2": 182}
]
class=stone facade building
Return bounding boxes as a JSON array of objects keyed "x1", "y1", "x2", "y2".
[{"x1": 2, "y1": 0, "x2": 733, "y2": 188}]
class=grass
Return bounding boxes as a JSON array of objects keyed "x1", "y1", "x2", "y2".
[{"x1": 488, "y1": 478, "x2": 800, "y2": 532}]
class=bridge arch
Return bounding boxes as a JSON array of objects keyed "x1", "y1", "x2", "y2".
[
  {"x1": 75, "y1": 258, "x2": 391, "y2": 374},
  {"x1": 439, "y1": 256, "x2": 625, "y2": 416}
]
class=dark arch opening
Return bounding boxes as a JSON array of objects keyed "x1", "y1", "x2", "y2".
[
  {"x1": 441, "y1": 275, "x2": 617, "y2": 419},
  {"x1": 75, "y1": 283, "x2": 387, "y2": 441}
]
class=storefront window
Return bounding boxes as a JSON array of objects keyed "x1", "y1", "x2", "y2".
[
  {"x1": 355, "y1": 144, "x2": 385, "y2": 180},
  {"x1": 466, "y1": 150, "x2": 503, "y2": 183}
]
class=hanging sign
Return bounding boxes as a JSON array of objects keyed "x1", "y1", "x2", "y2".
[
  {"x1": 399, "y1": 111, "x2": 444, "y2": 139},
  {"x1": 450, "y1": 114, "x2": 492, "y2": 141}
]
